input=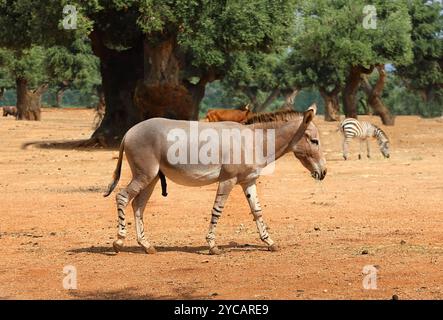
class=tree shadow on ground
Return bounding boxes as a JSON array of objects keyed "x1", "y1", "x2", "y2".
[
  {"x1": 21, "y1": 137, "x2": 116, "y2": 150},
  {"x1": 67, "y1": 243, "x2": 268, "y2": 256}
]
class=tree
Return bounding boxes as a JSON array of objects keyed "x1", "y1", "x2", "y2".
[
  {"x1": 0, "y1": 0, "x2": 294, "y2": 144},
  {"x1": 395, "y1": 0, "x2": 443, "y2": 113},
  {"x1": 221, "y1": 51, "x2": 296, "y2": 112},
  {"x1": 287, "y1": 27, "x2": 347, "y2": 121},
  {"x1": 0, "y1": 0, "x2": 74, "y2": 120},
  {"x1": 45, "y1": 38, "x2": 101, "y2": 107},
  {"x1": 0, "y1": 1, "x2": 295, "y2": 142},
  {"x1": 95, "y1": 1, "x2": 294, "y2": 145},
  {"x1": 293, "y1": 0, "x2": 413, "y2": 125},
  {"x1": 0, "y1": 46, "x2": 48, "y2": 120}
]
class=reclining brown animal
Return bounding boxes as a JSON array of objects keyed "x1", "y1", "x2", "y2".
[
  {"x1": 205, "y1": 104, "x2": 251, "y2": 123},
  {"x1": 2, "y1": 106, "x2": 18, "y2": 118}
]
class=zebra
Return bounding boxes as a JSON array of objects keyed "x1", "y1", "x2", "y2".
[{"x1": 339, "y1": 118, "x2": 390, "y2": 160}]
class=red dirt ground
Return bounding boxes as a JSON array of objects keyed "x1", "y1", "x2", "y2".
[{"x1": 0, "y1": 108, "x2": 442, "y2": 300}]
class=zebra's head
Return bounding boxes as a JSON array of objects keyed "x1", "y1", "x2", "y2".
[
  {"x1": 378, "y1": 139, "x2": 390, "y2": 158},
  {"x1": 374, "y1": 126, "x2": 390, "y2": 158},
  {"x1": 292, "y1": 104, "x2": 327, "y2": 181}
]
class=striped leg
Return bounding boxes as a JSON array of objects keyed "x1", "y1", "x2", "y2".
[
  {"x1": 359, "y1": 139, "x2": 364, "y2": 160},
  {"x1": 342, "y1": 136, "x2": 351, "y2": 160},
  {"x1": 114, "y1": 189, "x2": 131, "y2": 252},
  {"x1": 113, "y1": 178, "x2": 148, "y2": 253},
  {"x1": 132, "y1": 177, "x2": 158, "y2": 254},
  {"x1": 242, "y1": 183, "x2": 278, "y2": 251},
  {"x1": 206, "y1": 179, "x2": 236, "y2": 255},
  {"x1": 366, "y1": 139, "x2": 371, "y2": 158}
]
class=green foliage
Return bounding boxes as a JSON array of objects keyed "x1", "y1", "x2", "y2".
[
  {"x1": 73, "y1": 0, "x2": 295, "y2": 72},
  {"x1": 0, "y1": 0, "x2": 91, "y2": 49},
  {"x1": 395, "y1": 0, "x2": 443, "y2": 101},
  {"x1": 135, "y1": 0, "x2": 295, "y2": 69},
  {"x1": 220, "y1": 51, "x2": 287, "y2": 107},
  {"x1": 0, "y1": 46, "x2": 46, "y2": 86},
  {"x1": 45, "y1": 38, "x2": 101, "y2": 92},
  {"x1": 287, "y1": 0, "x2": 413, "y2": 89},
  {"x1": 0, "y1": 0, "x2": 441, "y2": 119},
  {"x1": 383, "y1": 72, "x2": 442, "y2": 118}
]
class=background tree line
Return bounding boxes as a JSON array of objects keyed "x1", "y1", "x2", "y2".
[{"x1": 0, "y1": 0, "x2": 441, "y2": 146}]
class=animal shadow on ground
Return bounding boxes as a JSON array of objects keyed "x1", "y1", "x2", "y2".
[
  {"x1": 67, "y1": 286, "x2": 208, "y2": 300},
  {"x1": 67, "y1": 243, "x2": 267, "y2": 256}
]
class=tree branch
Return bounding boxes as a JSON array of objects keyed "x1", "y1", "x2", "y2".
[{"x1": 256, "y1": 87, "x2": 280, "y2": 112}]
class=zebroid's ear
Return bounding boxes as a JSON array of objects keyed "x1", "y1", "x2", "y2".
[
  {"x1": 304, "y1": 103, "x2": 317, "y2": 125},
  {"x1": 289, "y1": 103, "x2": 317, "y2": 146}
]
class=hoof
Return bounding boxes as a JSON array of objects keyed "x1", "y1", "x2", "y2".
[
  {"x1": 268, "y1": 244, "x2": 279, "y2": 252},
  {"x1": 113, "y1": 239, "x2": 124, "y2": 253},
  {"x1": 209, "y1": 247, "x2": 222, "y2": 255},
  {"x1": 142, "y1": 245, "x2": 157, "y2": 254}
]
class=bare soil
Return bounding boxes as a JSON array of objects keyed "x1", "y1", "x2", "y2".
[{"x1": 0, "y1": 108, "x2": 442, "y2": 300}]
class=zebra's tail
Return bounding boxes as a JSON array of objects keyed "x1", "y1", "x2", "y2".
[
  {"x1": 336, "y1": 120, "x2": 345, "y2": 133},
  {"x1": 103, "y1": 135, "x2": 125, "y2": 197}
]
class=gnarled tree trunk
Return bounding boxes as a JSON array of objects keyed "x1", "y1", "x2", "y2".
[
  {"x1": 16, "y1": 78, "x2": 47, "y2": 121},
  {"x1": 89, "y1": 30, "x2": 145, "y2": 146},
  {"x1": 54, "y1": 80, "x2": 70, "y2": 108},
  {"x1": 90, "y1": 32, "x2": 215, "y2": 146},
  {"x1": 319, "y1": 86, "x2": 340, "y2": 121},
  {"x1": 93, "y1": 86, "x2": 106, "y2": 129},
  {"x1": 134, "y1": 37, "x2": 213, "y2": 121},
  {"x1": 343, "y1": 65, "x2": 374, "y2": 119},
  {"x1": 361, "y1": 65, "x2": 395, "y2": 125},
  {"x1": 280, "y1": 87, "x2": 299, "y2": 110}
]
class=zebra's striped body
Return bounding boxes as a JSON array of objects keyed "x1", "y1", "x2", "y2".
[{"x1": 339, "y1": 118, "x2": 390, "y2": 160}]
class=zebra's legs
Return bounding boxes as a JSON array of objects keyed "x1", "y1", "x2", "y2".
[
  {"x1": 242, "y1": 183, "x2": 278, "y2": 251},
  {"x1": 342, "y1": 136, "x2": 351, "y2": 160},
  {"x1": 206, "y1": 179, "x2": 236, "y2": 255},
  {"x1": 359, "y1": 140, "x2": 364, "y2": 160},
  {"x1": 366, "y1": 139, "x2": 371, "y2": 158},
  {"x1": 113, "y1": 178, "x2": 149, "y2": 253},
  {"x1": 132, "y1": 177, "x2": 159, "y2": 254}
]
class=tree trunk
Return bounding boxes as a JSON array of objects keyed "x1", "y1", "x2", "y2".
[
  {"x1": 16, "y1": 78, "x2": 46, "y2": 121},
  {"x1": 134, "y1": 37, "x2": 211, "y2": 121},
  {"x1": 55, "y1": 88, "x2": 65, "y2": 108},
  {"x1": 319, "y1": 86, "x2": 340, "y2": 121},
  {"x1": 88, "y1": 30, "x2": 145, "y2": 146},
  {"x1": 89, "y1": 32, "x2": 216, "y2": 147},
  {"x1": 343, "y1": 65, "x2": 374, "y2": 119},
  {"x1": 93, "y1": 86, "x2": 106, "y2": 129},
  {"x1": 54, "y1": 81, "x2": 69, "y2": 108},
  {"x1": 280, "y1": 88, "x2": 299, "y2": 110},
  {"x1": 361, "y1": 65, "x2": 395, "y2": 125}
]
